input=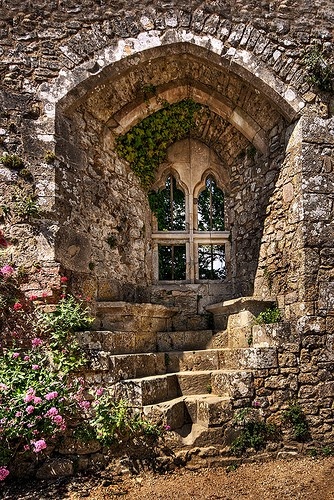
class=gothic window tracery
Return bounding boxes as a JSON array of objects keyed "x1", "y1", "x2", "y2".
[{"x1": 150, "y1": 141, "x2": 230, "y2": 283}]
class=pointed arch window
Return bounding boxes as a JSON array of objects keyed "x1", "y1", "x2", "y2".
[
  {"x1": 150, "y1": 148, "x2": 230, "y2": 284},
  {"x1": 198, "y1": 176, "x2": 225, "y2": 231}
]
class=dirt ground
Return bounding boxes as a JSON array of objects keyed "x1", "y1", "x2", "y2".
[{"x1": 3, "y1": 456, "x2": 334, "y2": 500}]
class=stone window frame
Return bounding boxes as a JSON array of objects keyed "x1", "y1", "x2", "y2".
[{"x1": 151, "y1": 165, "x2": 230, "y2": 284}]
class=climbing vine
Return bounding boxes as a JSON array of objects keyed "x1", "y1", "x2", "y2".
[
  {"x1": 303, "y1": 45, "x2": 333, "y2": 92},
  {"x1": 115, "y1": 99, "x2": 203, "y2": 189}
]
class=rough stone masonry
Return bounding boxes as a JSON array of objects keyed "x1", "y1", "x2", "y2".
[{"x1": 0, "y1": 0, "x2": 333, "y2": 465}]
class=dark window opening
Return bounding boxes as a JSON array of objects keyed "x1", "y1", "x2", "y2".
[
  {"x1": 149, "y1": 175, "x2": 185, "y2": 231},
  {"x1": 198, "y1": 176, "x2": 225, "y2": 231},
  {"x1": 198, "y1": 244, "x2": 226, "y2": 280},
  {"x1": 158, "y1": 244, "x2": 186, "y2": 280}
]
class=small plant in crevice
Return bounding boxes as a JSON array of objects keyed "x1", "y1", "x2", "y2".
[
  {"x1": 13, "y1": 191, "x2": 39, "y2": 220},
  {"x1": 106, "y1": 234, "x2": 118, "y2": 248},
  {"x1": 44, "y1": 151, "x2": 56, "y2": 164},
  {"x1": 282, "y1": 401, "x2": 310, "y2": 442},
  {"x1": 303, "y1": 45, "x2": 333, "y2": 92},
  {"x1": 0, "y1": 154, "x2": 24, "y2": 171},
  {"x1": 254, "y1": 305, "x2": 281, "y2": 325},
  {"x1": 230, "y1": 407, "x2": 278, "y2": 455}
]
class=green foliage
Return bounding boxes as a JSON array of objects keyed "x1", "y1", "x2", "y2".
[
  {"x1": 39, "y1": 295, "x2": 94, "y2": 372},
  {"x1": 44, "y1": 151, "x2": 56, "y2": 164},
  {"x1": 282, "y1": 402, "x2": 310, "y2": 442},
  {"x1": 116, "y1": 99, "x2": 203, "y2": 189},
  {"x1": 303, "y1": 46, "x2": 333, "y2": 92},
  {"x1": 85, "y1": 395, "x2": 161, "y2": 447},
  {"x1": 255, "y1": 305, "x2": 281, "y2": 325},
  {"x1": 231, "y1": 408, "x2": 277, "y2": 455},
  {"x1": 0, "y1": 154, "x2": 24, "y2": 170},
  {"x1": 13, "y1": 192, "x2": 39, "y2": 219}
]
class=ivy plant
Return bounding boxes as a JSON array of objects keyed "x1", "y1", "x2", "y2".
[{"x1": 116, "y1": 99, "x2": 203, "y2": 189}]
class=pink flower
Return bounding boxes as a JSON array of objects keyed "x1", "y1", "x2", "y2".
[
  {"x1": 32, "y1": 439, "x2": 47, "y2": 453},
  {"x1": 53, "y1": 415, "x2": 63, "y2": 425},
  {"x1": 165, "y1": 425, "x2": 171, "y2": 431},
  {"x1": 60, "y1": 276, "x2": 68, "y2": 283},
  {"x1": 79, "y1": 400, "x2": 91, "y2": 410},
  {"x1": 29, "y1": 294, "x2": 38, "y2": 301},
  {"x1": 42, "y1": 291, "x2": 49, "y2": 298},
  {"x1": 23, "y1": 444, "x2": 30, "y2": 451},
  {"x1": 96, "y1": 388, "x2": 104, "y2": 396},
  {"x1": 15, "y1": 411, "x2": 23, "y2": 417},
  {"x1": 45, "y1": 407, "x2": 58, "y2": 417},
  {"x1": 0, "y1": 466, "x2": 10, "y2": 481},
  {"x1": 12, "y1": 352, "x2": 20, "y2": 359},
  {"x1": 24, "y1": 355, "x2": 30, "y2": 361},
  {"x1": 0, "y1": 384, "x2": 8, "y2": 391},
  {"x1": 45, "y1": 391, "x2": 58, "y2": 401},
  {"x1": 32, "y1": 337, "x2": 43, "y2": 347},
  {"x1": 0, "y1": 265, "x2": 14, "y2": 277},
  {"x1": 24, "y1": 389, "x2": 35, "y2": 403},
  {"x1": 13, "y1": 302, "x2": 23, "y2": 311},
  {"x1": 32, "y1": 365, "x2": 40, "y2": 370},
  {"x1": 26, "y1": 405, "x2": 34, "y2": 414},
  {"x1": 33, "y1": 397, "x2": 42, "y2": 404}
]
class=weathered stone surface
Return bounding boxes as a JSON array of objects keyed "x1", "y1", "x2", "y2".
[
  {"x1": 36, "y1": 459, "x2": 74, "y2": 479},
  {"x1": 1, "y1": 0, "x2": 334, "y2": 471}
]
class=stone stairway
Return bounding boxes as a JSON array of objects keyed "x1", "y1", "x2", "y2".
[{"x1": 77, "y1": 298, "x2": 282, "y2": 449}]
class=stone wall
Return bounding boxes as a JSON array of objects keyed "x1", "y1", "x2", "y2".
[{"x1": 0, "y1": 0, "x2": 333, "y2": 454}]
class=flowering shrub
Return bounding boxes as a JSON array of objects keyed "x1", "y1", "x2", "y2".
[{"x1": 0, "y1": 274, "x2": 162, "y2": 481}]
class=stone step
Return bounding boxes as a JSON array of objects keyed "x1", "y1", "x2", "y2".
[
  {"x1": 166, "y1": 347, "x2": 278, "y2": 372},
  {"x1": 142, "y1": 394, "x2": 232, "y2": 430},
  {"x1": 77, "y1": 330, "x2": 214, "y2": 355},
  {"x1": 157, "y1": 330, "x2": 213, "y2": 352},
  {"x1": 113, "y1": 371, "x2": 215, "y2": 406},
  {"x1": 81, "y1": 347, "x2": 274, "y2": 393},
  {"x1": 92, "y1": 301, "x2": 178, "y2": 332},
  {"x1": 111, "y1": 366, "x2": 256, "y2": 407},
  {"x1": 114, "y1": 373, "x2": 179, "y2": 406}
]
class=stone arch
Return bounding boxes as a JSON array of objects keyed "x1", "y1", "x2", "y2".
[
  {"x1": 40, "y1": 32, "x2": 305, "y2": 122},
  {"x1": 52, "y1": 37, "x2": 297, "y2": 301}
]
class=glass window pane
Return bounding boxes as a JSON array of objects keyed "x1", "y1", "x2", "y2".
[
  {"x1": 159, "y1": 244, "x2": 186, "y2": 280},
  {"x1": 149, "y1": 175, "x2": 185, "y2": 230},
  {"x1": 198, "y1": 176, "x2": 224, "y2": 231},
  {"x1": 198, "y1": 244, "x2": 226, "y2": 280}
]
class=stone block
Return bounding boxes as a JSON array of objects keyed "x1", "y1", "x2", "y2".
[
  {"x1": 135, "y1": 332, "x2": 156, "y2": 352},
  {"x1": 87, "y1": 350, "x2": 110, "y2": 371},
  {"x1": 109, "y1": 332, "x2": 137, "y2": 354},
  {"x1": 157, "y1": 331, "x2": 185, "y2": 351},
  {"x1": 143, "y1": 398, "x2": 185, "y2": 429},
  {"x1": 177, "y1": 372, "x2": 211, "y2": 395},
  {"x1": 196, "y1": 396, "x2": 232, "y2": 427},
  {"x1": 36, "y1": 459, "x2": 74, "y2": 479},
  {"x1": 211, "y1": 370, "x2": 254, "y2": 399},
  {"x1": 109, "y1": 354, "x2": 137, "y2": 381},
  {"x1": 219, "y1": 347, "x2": 278, "y2": 369},
  {"x1": 228, "y1": 326, "x2": 251, "y2": 348},
  {"x1": 141, "y1": 376, "x2": 169, "y2": 405},
  {"x1": 58, "y1": 437, "x2": 101, "y2": 455}
]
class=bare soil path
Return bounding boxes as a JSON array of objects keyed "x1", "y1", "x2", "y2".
[{"x1": 3, "y1": 456, "x2": 334, "y2": 500}]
